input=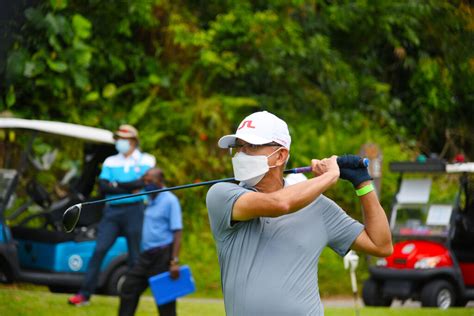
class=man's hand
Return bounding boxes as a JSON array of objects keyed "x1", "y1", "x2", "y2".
[
  {"x1": 169, "y1": 261, "x2": 180, "y2": 279},
  {"x1": 311, "y1": 155, "x2": 340, "y2": 178},
  {"x1": 338, "y1": 155, "x2": 372, "y2": 188}
]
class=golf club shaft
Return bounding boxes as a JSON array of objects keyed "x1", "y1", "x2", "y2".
[
  {"x1": 83, "y1": 167, "x2": 297, "y2": 206},
  {"x1": 82, "y1": 177, "x2": 236, "y2": 206},
  {"x1": 83, "y1": 157, "x2": 369, "y2": 206}
]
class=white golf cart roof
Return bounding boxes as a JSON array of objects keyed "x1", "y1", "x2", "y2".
[
  {"x1": 390, "y1": 160, "x2": 474, "y2": 174},
  {"x1": 0, "y1": 118, "x2": 114, "y2": 144},
  {"x1": 446, "y1": 163, "x2": 474, "y2": 173}
]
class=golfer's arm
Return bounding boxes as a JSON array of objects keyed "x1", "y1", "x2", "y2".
[
  {"x1": 351, "y1": 181, "x2": 393, "y2": 257},
  {"x1": 232, "y1": 171, "x2": 339, "y2": 221}
]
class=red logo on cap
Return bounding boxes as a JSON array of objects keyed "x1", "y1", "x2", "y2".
[{"x1": 238, "y1": 120, "x2": 256, "y2": 130}]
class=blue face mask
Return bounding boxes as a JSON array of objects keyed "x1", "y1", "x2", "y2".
[{"x1": 115, "y1": 139, "x2": 131, "y2": 154}]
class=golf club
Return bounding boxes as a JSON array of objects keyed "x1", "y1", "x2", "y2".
[{"x1": 63, "y1": 157, "x2": 369, "y2": 232}]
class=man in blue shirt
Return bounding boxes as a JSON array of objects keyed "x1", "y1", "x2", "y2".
[
  {"x1": 69, "y1": 125, "x2": 156, "y2": 306},
  {"x1": 119, "y1": 167, "x2": 183, "y2": 316}
]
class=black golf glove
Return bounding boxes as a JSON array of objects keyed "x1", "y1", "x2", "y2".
[{"x1": 338, "y1": 154, "x2": 372, "y2": 188}]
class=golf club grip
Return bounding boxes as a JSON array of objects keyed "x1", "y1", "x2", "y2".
[
  {"x1": 284, "y1": 157, "x2": 369, "y2": 174},
  {"x1": 338, "y1": 157, "x2": 369, "y2": 169}
]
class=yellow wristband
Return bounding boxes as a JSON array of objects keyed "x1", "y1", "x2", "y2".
[{"x1": 355, "y1": 183, "x2": 374, "y2": 196}]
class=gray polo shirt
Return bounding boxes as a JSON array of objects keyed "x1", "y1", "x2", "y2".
[{"x1": 206, "y1": 182, "x2": 364, "y2": 316}]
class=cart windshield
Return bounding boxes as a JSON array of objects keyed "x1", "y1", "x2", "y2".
[
  {"x1": 392, "y1": 204, "x2": 452, "y2": 238},
  {"x1": 390, "y1": 177, "x2": 455, "y2": 239}
]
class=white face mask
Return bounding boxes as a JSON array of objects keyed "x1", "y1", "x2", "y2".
[{"x1": 231, "y1": 148, "x2": 281, "y2": 187}]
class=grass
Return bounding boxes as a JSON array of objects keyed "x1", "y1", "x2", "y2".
[
  {"x1": 0, "y1": 287, "x2": 224, "y2": 316},
  {"x1": 0, "y1": 286, "x2": 473, "y2": 316}
]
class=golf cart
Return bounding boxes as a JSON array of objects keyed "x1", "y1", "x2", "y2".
[
  {"x1": 362, "y1": 159, "x2": 474, "y2": 308},
  {"x1": 0, "y1": 118, "x2": 128, "y2": 295}
]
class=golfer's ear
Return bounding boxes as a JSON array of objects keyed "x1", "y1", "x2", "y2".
[{"x1": 277, "y1": 148, "x2": 289, "y2": 167}]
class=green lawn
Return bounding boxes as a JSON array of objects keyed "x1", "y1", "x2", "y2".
[
  {"x1": 0, "y1": 287, "x2": 472, "y2": 316},
  {"x1": 0, "y1": 287, "x2": 224, "y2": 316}
]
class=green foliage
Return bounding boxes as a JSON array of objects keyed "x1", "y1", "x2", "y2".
[
  {"x1": 1, "y1": 0, "x2": 473, "y2": 297},
  {"x1": 4, "y1": 0, "x2": 473, "y2": 154}
]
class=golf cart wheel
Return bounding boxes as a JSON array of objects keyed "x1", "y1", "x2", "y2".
[
  {"x1": 0, "y1": 257, "x2": 14, "y2": 283},
  {"x1": 105, "y1": 265, "x2": 129, "y2": 296},
  {"x1": 420, "y1": 280, "x2": 455, "y2": 309},
  {"x1": 362, "y1": 279, "x2": 392, "y2": 306}
]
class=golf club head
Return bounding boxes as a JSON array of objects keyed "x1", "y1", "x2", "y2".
[{"x1": 63, "y1": 204, "x2": 82, "y2": 233}]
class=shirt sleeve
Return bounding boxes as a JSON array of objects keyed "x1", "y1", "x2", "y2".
[
  {"x1": 321, "y1": 196, "x2": 365, "y2": 257},
  {"x1": 206, "y1": 182, "x2": 249, "y2": 242},
  {"x1": 141, "y1": 153, "x2": 156, "y2": 173},
  {"x1": 169, "y1": 194, "x2": 183, "y2": 231}
]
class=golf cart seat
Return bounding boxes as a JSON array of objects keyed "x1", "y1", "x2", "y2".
[
  {"x1": 10, "y1": 197, "x2": 105, "y2": 243},
  {"x1": 11, "y1": 190, "x2": 105, "y2": 243},
  {"x1": 10, "y1": 226, "x2": 75, "y2": 243},
  {"x1": 10, "y1": 194, "x2": 84, "y2": 243},
  {"x1": 17, "y1": 194, "x2": 84, "y2": 230}
]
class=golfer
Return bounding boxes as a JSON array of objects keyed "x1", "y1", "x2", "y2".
[{"x1": 206, "y1": 111, "x2": 392, "y2": 315}]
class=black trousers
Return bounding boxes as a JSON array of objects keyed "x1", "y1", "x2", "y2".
[
  {"x1": 119, "y1": 244, "x2": 176, "y2": 316},
  {"x1": 81, "y1": 202, "x2": 144, "y2": 298}
]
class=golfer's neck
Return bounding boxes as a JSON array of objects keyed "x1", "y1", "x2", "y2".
[{"x1": 255, "y1": 170, "x2": 284, "y2": 193}]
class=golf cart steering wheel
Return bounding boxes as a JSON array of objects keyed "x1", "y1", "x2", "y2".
[
  {"x1": 17, "y1": 180, "x2": 56, "y2": 229},
  {"x1": 26, "y1": 179, "x2": 52, "y2": 209}
]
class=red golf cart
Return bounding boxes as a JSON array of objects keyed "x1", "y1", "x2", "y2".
[{"x1": 362, "y1": 159, "x2": 474, "y2": 308}]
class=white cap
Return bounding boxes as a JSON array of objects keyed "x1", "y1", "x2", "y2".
[{"x1": 218, "y1": 111, "x2": 291, "y2": 149}]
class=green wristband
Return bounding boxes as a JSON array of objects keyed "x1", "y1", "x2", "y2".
[{"x1": 355, "y1": 183, "x2": 374, "y2": 197}]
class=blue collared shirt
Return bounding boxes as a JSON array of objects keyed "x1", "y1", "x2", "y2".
[
  {"x1": 141, "y1": 191, "x2": 183, "y2": 251},
  {"x1": 99, "y1": 149, "x2": 155, "y2": 205}
]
